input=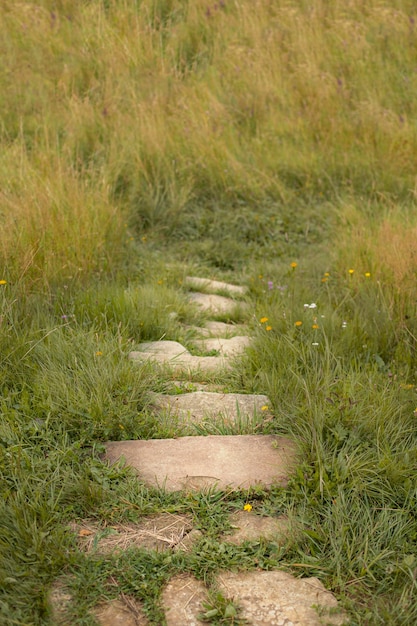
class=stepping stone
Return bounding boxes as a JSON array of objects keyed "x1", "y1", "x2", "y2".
[
  {"x1": 185, "y1": 276, "x2": 247, "y2": 296},
  {"x1": 94, "y1": 597, "x2": 149, "y2": 626},
  {"x1": 70, "y1": 513, "x2": 194, "y2": 554},
  {"x1": 49, "y1": 578, "x2": 73, "y2": 625},
  {"x1": 188, "y1": 292, "x2": 245, "y2": 316},
  {"x1": 183, "y1": 321, "x2": 249, "y2": 339},
  {"x1": 162, "y1": 574, "x2": 208, "y2": 626},
  {"x1": 152, "y1": 392, "x2": 271, "y2": 426},
  {"x1": 104, "y1": 435, "x2": 297, "y2": 492},
  {"x1": 223, "y1": 512, "x2": 290, "y2": 545},
  {"x1": 129, "y1": 341, "x2": 231, "y2": 376},
  {"x1": 216, "y1": 570, "x2": 348, "y2": 625},
  {"x1": 192, "y1": 336, "x2": 253, "y2": 357}
]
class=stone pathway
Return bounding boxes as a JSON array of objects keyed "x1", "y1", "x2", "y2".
[{"x1": 49, "y1": 276, "x2": 348, "y2": 625}]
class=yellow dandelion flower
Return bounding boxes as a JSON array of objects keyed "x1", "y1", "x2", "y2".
[
  {"x1": 324, "y1": 272, "x2": 330, "y2": 277},
  {"x1": 260, "y1": 317, "x2": 268, "y2": 323},
  {"x1": 95, "y1": 351, "x2": 103, "y2": 356},
  {"x1": 157, "y1": 279, "x2": 163, "y2": 285},
  {"x1": 0, "y1": 280, "x2": 7, "y2": 285},
  {"x1": 261, "y1": 405, "x2": 269, "y2": 411},
  {"x1": 312, "y1": 324, "x2": 319, "y2": 329},
  {"x1": 321, "y1": 278, "x2": 328, "y2": 283},
  {"x1": 348, "y1": 269, "x2": 355, "y2": 275},
  {"x1": 295, "y1": 321, "x2": 302, "y2": 327},
  {"x1": 365, "y1": 272, "x2": 371, "y2": 278},
  {"x1": 266, "y1": 325, "x2": 272, "y2": 331},
  {"x1": 258, "y1": 274, "x2": 263, "y2": 279},
  {"x1": 243, "y1": 503, "x2": 252, "y2": 512},
  {"x1": 291, "y1": 262, "x2": 298, "y2": 269}
]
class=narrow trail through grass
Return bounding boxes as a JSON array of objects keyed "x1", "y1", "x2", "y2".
[{"x1": 1, "y1": 1, "x2": 417, "y2": 624}]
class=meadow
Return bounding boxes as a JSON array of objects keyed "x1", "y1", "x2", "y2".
[{"x1": 1, "y1": 0, "x2": 417, "y2": 623}]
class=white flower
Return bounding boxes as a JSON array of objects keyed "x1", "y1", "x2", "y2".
[{"x1": 309, "y1": 303, "x2": 317, "y2": 309}]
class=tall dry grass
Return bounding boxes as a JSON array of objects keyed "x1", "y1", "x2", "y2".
[{"x1": 1, "y1": 0, "x2": 417, "y2": 285}]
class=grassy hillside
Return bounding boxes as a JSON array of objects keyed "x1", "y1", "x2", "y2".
[{"x1": 1, "y1": 1, "x2": 417, "y2": 624}]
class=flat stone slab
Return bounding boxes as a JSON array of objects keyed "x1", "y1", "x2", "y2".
[
  {"x1": 192, "y1": 336, "x2": 253, "y2": 357},
  {"x1": 184, "y1": 276, "x2": 247, "y2": 296},
  {"x1": 104, "y1": 435, "x2": 297, "y2": 492},
  {"x1": 152, "y1": 392, "x2": 271, "y2": 425},
  {"x1": 162, "y1": 574, "x2": 208, "y2": 626},
  {"x1": 184, "y1": 321, "x2": 249, "y2": 338},
  {"x1": 70, "y1": 513, "x2": 194, "y2": 554},
  {"x1": 224, "y1": 512, "x2": 290, "y2": 545},
  {"x1": 188, "y1": 292, "x2": 246, "y2": 316},
  {"x1": 94, "y1": 598, "x2": 149, "y2": 626},
  {"x1": 129, "y1": 341, "x2": 231, "y2": 376},
  {"x1": 217, "y1": 570, "x2": 348, "y2": 625}
]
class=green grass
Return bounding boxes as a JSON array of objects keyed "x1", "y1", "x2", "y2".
[{"x1": 1, "y1": 0, "x2": 417, "y2": 624}]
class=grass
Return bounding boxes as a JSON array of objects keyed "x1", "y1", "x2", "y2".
[{"x1": 1, "y1": 0, "x2": 417, "y2": 624}]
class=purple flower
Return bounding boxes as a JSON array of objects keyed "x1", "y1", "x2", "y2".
[{"x1": 268, "y1": 281, "x2": 274, "y2": 290}]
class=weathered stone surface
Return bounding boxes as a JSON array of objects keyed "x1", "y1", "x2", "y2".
[
  {"x1": 152, "y1": 391, "x2": 271, "y2": 425},
  {"x1": 192, "y1": 336, "x2": 253, "y2": 356},
  {"x1": 71, "y1": 513, "x2": 193, "y2": 554},
  {"x1": 188, "y1": 292, "x2": 246, "y2": 316},
  {"x1": 162, "y1": 574, "x2": 208, "y2": 626},
  {"x1": 104, "y1": 435, "x2": 297, "y2": 492},
  {"x1": 184, "y1": 321, "x2": 249, "y2": 338},
  {"x1": 217, "y1": 570, "x2": 348, "y2": 626},
  {"x1": 185, "y1": 276, "x2": 247, "y2": 296},
  {"x1": 49, "y1": 579, "x2": 73, "y2": 625},
  {"x1": 129, "y1": 340, "x2": 231, "y2": 376},
  {"x1": 224, "y1": 512, "x2": 290, "y2": 545},
  {"x1": 94, "y1": 597, "x2": 149, "y2": 626},
  {"x1": 174, "y1": 529, "x2": 203, "y2": 552}
]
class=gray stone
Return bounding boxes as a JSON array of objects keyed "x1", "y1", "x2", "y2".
[
  {"x1": 129, "y1": 341, "x2": 231, "y2": 376},
  {"x1": 217, "y1": 570, "x2": 348, "y2": 625},
  {"x1": 162, "y1": 574, "x2": 208, "y2": 626},
  {"x1": 94, "y1": 597, "x2": 149, "y2": 626},
  {"x1": 152, "y1": 391, "x2": 271, "y2": 426},
  {"x1": 224, "y1": 512, "x2": 290, "y2": 545},
  {"x1": 70, "y1": 513, "x2": 194, "y2": 554},
  {"x1": 188, "y1": 292, "x2": 246, "y2": 316},
  {"x1": 183, "y1": 321, "x2": 249, "y2": 338},
  {"x1": 185, "y1": 276, "x2": 247, "y2": 296},
  {"x1": 192, "y1": 336, "x2": 253, "y2": 357},
  {"x1": 104, "y1": 435, "x2": 297, "y2": 492}
]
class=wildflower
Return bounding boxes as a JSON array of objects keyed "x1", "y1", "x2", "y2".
[
  {"x1": 95, "y1": 351, "x2": 103, "y2": 356},
  {"x1": 268, "y1": 281, "x2": 273, "y2": 290},
  {"x1": 157, "y1": 279, "x2": 163, "y2": 285},
  {"x1": 312, "y1": 324, "x2": 319, "y2": 329},
  {"x1": 258, "y1": 274, "x2": 263, "y2": 279},
  {"x1": 261, "y1": 405, "x2": 269, "y2": 411},
  {"x1": 324, "y1": 272, "x2": 330, "y2": 277},
  {"x1": 260, "y1": 317, "x2": 268, "y2": 323},
  {"x1": 119, "y1": 424, "x2": 124, "y2": 429},
  {"x1": 291, "y1": 262, "x2": 298, "y2": 269},
  {"x1": 266, "y1": 325, "x2": 272, "y2": 331},
  {"x1": 321, "y1": 278, "x2": 328, "y2": 283},
  {"x1": 243, "y1": 503, "x2": 253, "y2": 512},
  {"x1": 348, "y1": 269, "x2": 354, "y2": 275},
  {"x1": 295, "y1": 321, "x2": 302, "y2": 327},
  {"x1": 0, "y1": 280, "x2": 7, "y2": 285},
  {"x1": 400, "y1": 383, "x2": 414, "y2": 390},
  {"x1": 342, "y1": 321, "x2": 347, "y2": 328},
  {"x1": 309, "y1": 303, "x2": 317, "y2": 309},
  {"x1": 141, "y1": 235, "x2": 147, "y2": 242},
  {"x1": 365, "y1": 272, "x2": 371, "y2": 278},
  {"x1": 312, "y1": 342, "x2": 319, "y2": 346}
]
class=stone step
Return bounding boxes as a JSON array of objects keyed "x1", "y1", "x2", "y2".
[
  {"x1": 188, "y1": 291, "x2": 247, "y2": 316},
  {"x1": 184, "y1": 320, "x2": 249, "y2": 338},
  {"x1": 103, "y1": 434, "x2": 297, "y2": 492},
  {"x1": 216, "y1": 570, "x2": 348, "y2": 625},
  {"x1": 151, "y1": 391, "x2": 271, "y2": 426},
  {"x1": 184, "y1": 276, "x2": 247, "y2": 296},
  {"x1": 129, "y1": 340, "x2": 231, "y2": 376},
  {"x1": 192, "y1": 335, "x2": 253, "y2": 356}
]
